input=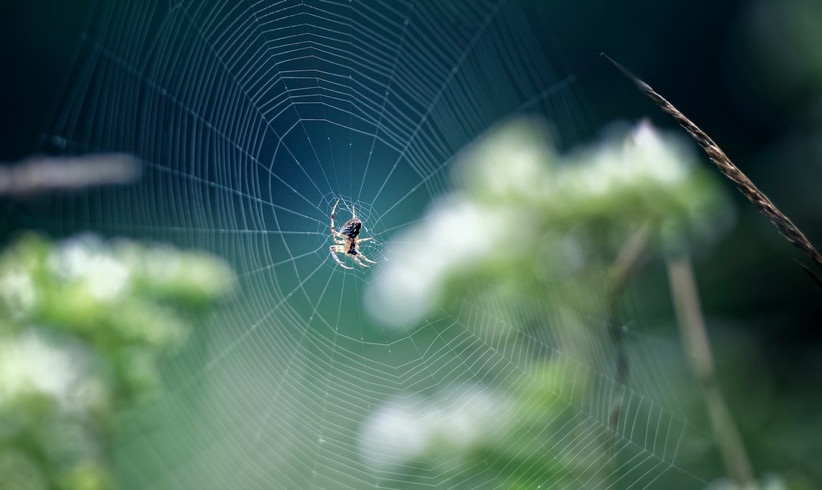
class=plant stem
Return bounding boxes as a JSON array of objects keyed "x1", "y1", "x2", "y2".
[
  {"x1": 607, "y1": 223, "x2": 651, "y2": 453},
  {"x1": 665, "y1": 255, "x2": 756, "y2": 489}
]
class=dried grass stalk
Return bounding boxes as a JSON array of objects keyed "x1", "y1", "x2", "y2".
[{"x1": 603, "y1": 53, "x2": 822, "y2": 277}]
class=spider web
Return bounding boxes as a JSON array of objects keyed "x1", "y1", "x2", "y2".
[{"x1": 37, "y1": 0, "x2": 721, "y2": 488}]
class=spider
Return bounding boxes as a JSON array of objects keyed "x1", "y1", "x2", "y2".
[{"x1": 329, "y1": 199, "x2": 376, "y2": 269}]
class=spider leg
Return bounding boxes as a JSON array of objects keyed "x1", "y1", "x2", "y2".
[
  {"x1": 331, "y1": 199, "x2": 340, "y2": 235},
  {"x1": 330, "y1": 200, "x2": 350, "y2": 242},
  {"x1": 357, "y1": 237, "x2": 373, "y2": 243},
  {"x1": 330, "y1": 245, "x2": 353, "y2": 270},
  {"x1": 351, "y1": 255, "x2": 370, "y2": 268},
  {"x1": 357, "y1": 252, "x2": 377, "y2": 264}
]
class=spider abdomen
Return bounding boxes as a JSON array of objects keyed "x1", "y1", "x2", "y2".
[{"x1": 339, "y1": 219, "x2": 361, "y2": 238}]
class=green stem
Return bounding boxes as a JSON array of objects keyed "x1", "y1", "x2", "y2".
[
  {"x1": 665, "y1": 255, "x2": 756, "y2": 489},
  {"x1": 607, "y1": 224, "x2": 650, "y2": 454}
]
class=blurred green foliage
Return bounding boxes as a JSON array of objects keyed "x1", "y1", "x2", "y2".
[
  {"x1": 0, "y1": 234, "x2": 236, "y2": 490},
  {"x1": 367, "y1": 118, "x2": 731, "y2": 335},
  {"x1": 363, "y1": 118, "x2": 812, "y2": 489}
]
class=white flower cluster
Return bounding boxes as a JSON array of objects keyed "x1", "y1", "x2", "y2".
[
  {"x1": 365, "y1": 198, "x2": 524, "y2": 329},
  {"x1": 365, "y1": 118, "x2": 730, "y2": 330},
  {"x1": 0, "y1": 269, "x2": 37, "y2": 319},
  {"x1": 560, "y1": 120, "x2": 690, "y2": 198},
  {"x1": 0, "y1": 329, "x2": 106, "y2": 414},
  {"x1": 48, "y1": 234, "x2": 131, "y2": 303},
  {"x1": 358, "y1": 386, "x2": 508, "y2": 471}
]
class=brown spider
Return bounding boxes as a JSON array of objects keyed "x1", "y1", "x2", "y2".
[{"x1": 330, "y1": 199, "x2": 376, "y2": 269}]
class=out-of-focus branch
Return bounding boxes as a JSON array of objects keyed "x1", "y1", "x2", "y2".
[
  {"x1": 666, "y1": 255, "x2": 756, "y2": 489},
  {"x1": 0, "y1": 154, "x2": 140, "y2": 197},
  {"x1": 607, "y1": 223, "x2": 651, "y2": 453},
  {"x1": 609, "y1": 223, "x2": 651, "y2": 292}
]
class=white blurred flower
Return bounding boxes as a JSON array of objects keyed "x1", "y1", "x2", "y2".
[
  {"x1": 561, "y1": 120, "x2": 692, "y2": 201},
  {"x1": 366, "y1": 119, "x2": 729, "y2": 331},
  {"x1": 456, "y1": 117, "x2": 555, "y2": 203},
  {"x1": 365, "y1": 198, "x2": 520, "y2": 329},
  {"x1": 359, "y1": 397, "x2": 428, "y2": 470},
  {"x1": 625, "y1": 120, "x2": 690, "y2": 185},
  {"x1": 49, "y1": 234, "x2": 131, "y2": 302},
  {"x1": 0, "y1": 329, "x2": 106, "y2": 413},
  {"x1": 0, "y1": 269, "x2": 37, "y2": 318},
  {"x1": 359, "y1": 386, "x2": 509, "y2": 471},
  {"x1": 141, "y1": 245, "x2": 182, "y2": 283}
]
